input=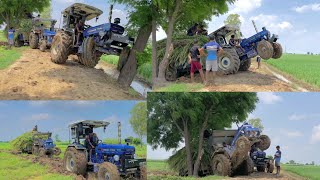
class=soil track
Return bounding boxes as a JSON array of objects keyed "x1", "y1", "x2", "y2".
[
  {"x1": 232, "y1": 171, "x2": 306, "y2": 180},
  {"x1": 0, "y1": 48, "x2": 142, "y2": 100},
  {"x1": 176, "y1": 63, "x2": 312, "y2": 92}
]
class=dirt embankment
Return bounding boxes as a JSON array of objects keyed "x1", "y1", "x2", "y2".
[
  {"x1": 0, "y1": 48, "x2": 143, "y2": 100},
  {"x1": 176, "y1": 63, "x2": 312, "y2": 92}
]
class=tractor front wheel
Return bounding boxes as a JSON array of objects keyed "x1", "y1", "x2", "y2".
[
  {"x1": 54, "y1": 147, "x2": 61, "y2": 156},
  {"x1": 267, "y1": 160, "x2": 275, "y2": 173},
  {"x1": 97, "y1": 162, "x2": 120, "y2": 180},
  {"x1": 39, "y1": 40, "x2": 47, "y2": 52},
  {"x1": 139, "y1": 163, "x2": 147, "y2": 180},
  {"x1": 212, "y1": 154, "x2": 231, "y2": 176},
  {"x1": 51, "y1": 30, "x2": 72, "y2": 64},
  {"x1": 272, "y1": 42, "x2": 283, "y2": 59},
  {"x1": 63, "y1": 148, "x2": 87, "y2": 176},
  {"x1": 80, "y1": 37, "x2": 101, "y2": 68},
  {"x1": 29, "y1": 32, "x2": 39, "y2": 49},
  {"x1": 257, "y1": 165, "x2": 266, "y2": 172},
  {"x1": 257, "y1": 40, "x2": 274, "y2": 60},
  {"x1": 257, "y1": 135, "x2": 271, "y2": 151},
  {"x1": 32, "y1": 145, "x2": 39, "y2": 155},
  {"x1": 218, "y1": 48, "x2": 240, "y2": 75},
  {"x1": 239, "y1": 58, "x2": 252, "y2": 71},
  {"x1": 39, "y1": 148, "x2": 46, "y2": 157}
]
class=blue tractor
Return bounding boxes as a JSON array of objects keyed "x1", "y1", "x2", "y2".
[
  {"x1": 22, "y1": 132, "x2": 61, "y2": 157},
  {"x1": 51, "y1": 3, "x2": 134, "y2": 68},
  {"x1": 29, "y1": 18, "x2": 57, "y2": 52},
  {"x1": 63, "y1": 120, "x2": 146, "y2": 179},
  {"x1": 210, "y1": 25, "x2": 283, "y2": 74}
]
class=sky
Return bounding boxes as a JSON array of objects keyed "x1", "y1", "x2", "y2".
[
  {"x1": 148, "y1": 92, "x2": 320, "y2": 165},
  {"x1": 0, "y1": 101, "x2": 145, "y2": 143},
  {"x1": 156, "y1": 0, "x2": 320, "y2": 54}
]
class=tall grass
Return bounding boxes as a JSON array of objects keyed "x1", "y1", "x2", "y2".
[
  {"x1": 0, "y1": 46, "x2": 24, "y2": 69},
  {"x1": 0, "y1": 30, "x2": 7, "y2": 42},
  {"x1": 282, "y1": 164, "x2": 320, "y2": 180},
  {"x1": 266, "y1": 54, "x2": 320, "y2": 87}
]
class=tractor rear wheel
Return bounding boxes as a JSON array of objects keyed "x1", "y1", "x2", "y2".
[
  {"x1": 39, "y1": 40, "x2": 47, "y2": 52},
  {"x1": 80, "y1": 37, "x2": 101, "y2": 68},
  {"x1": 236, "y1": 136, "x2": 251, "y2": 153},
  {"x1": 139, "y1": 163, "x2": 147, "y2": 180},
  {"x1": 117, "y1": 46, "x2": 130, "y2": 71},
  {"x1": 239, "y1": 58, "x2": 251, "y2": 71},
  {"x1": 29, "y1": 32, "x2": 39, "y2": 49},
  {"x1": 165, "y1": 62, "x2": 178, "y2": 81},
  {"x1": 218, "y1": 48, "x2": 240, "y2": 75},
  {"x1": 257, "y1": 40, "x2": 274, "y2": 60},
  {"x1": 212, "y1": 154, "x2": 231, "y2": 176},
  {"x1": 234, "y1": 156, "x2": 254, "y2": 175},
  {"x1": 267, "y1": 160, "x2": 275, "y2": 173},
  {"x1": 39, "y1": 148, "x2": 46, "y2": 157},
  {"x1": 272, "y1": 42, "x2": 283, "y2": 59},
  {"x1": 257, "y1": 135, "x2": 271, "y2": 151},
  {"x1": 32, "y1": 145, "x2": 39, "y2": 155},
  {"x1": 51, "y1": 30, "x2": 72, "y2": 64},
  {"x1": 97, "y1": 162, "x2": 120, "y2": 180},
  {"x1": 63, "y1": 148, "x2": 87, "y2": 176}
]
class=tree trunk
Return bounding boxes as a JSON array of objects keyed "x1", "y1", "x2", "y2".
[
  {"x1": 117, "y1": 23, "x2": 152, "y2": 88},
  {"x1": 193, "y1": 121, "x2": 208, "y2": 176},
  {"x1": 156, "y1": 0, "x2": 181, "y2": 82},
  {"x1": 183, "y1": 120, "x2": 194, "y2": 176},
  {"x1": 152, "y1": 17, "x2": 158, "y2": 86}
]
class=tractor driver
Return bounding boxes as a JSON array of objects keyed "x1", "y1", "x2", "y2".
[
  {"x1": 85, "y1": 134, "x2": 95, "y2": 162},
  {"x1": 229, "y1": 35, "x2": 237, "y2": 46},
  {"x1": 75, "y1": 20, "x2": 85, "y2": 46}
]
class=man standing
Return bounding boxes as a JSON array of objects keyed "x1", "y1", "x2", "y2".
[
  {"x1": 201, "y1": 36, "x2": 223, "y2": 84},
  {"x1": 188, "y1": 39, "x2": 205, "y2": 83},
  {"x1": 76, "y1": 20, "x2": 85, "y2": 46},
  {"x1": 257, "y1": 55, "x2": 262, "y2": 69},
  {"x1": 274, "y1": 145, "x2": 282, "y2": 176},
  {"x1": 7, "y1": 27, "x2": 15, "y2": 49}
]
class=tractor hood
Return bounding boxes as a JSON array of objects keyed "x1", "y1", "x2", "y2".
[
  {"x1": 96, "y1": 143, "x2": 135, "y2": 154},
  {"x1": 252, "y1": 150, "x2": 266, "y2": 158},
  {"x1": 43, "y1": 29, "x2": 56, "y2": 36},
  {"x1": 83, "y1": 23, "x2": 125, "y2": 37}
]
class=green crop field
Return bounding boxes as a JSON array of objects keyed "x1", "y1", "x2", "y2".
[
  {"x1": 0, "y1": 46, "x2": 26, "y2": 69},
  {"x1": 282, "y1": 164, "x2": 320, "y2": 180},
  {"x1": 147, "y1": 160, "x2": 225, "y2": 180},
  {"x1": 266, "y1": 54, "x2": 320, "y2": 87},
  {"x1": 0, "y1": 30, "x2": 7, "y2": 42}
]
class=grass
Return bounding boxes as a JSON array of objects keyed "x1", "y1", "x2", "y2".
[
  {"x1": 266, "y1": 54, "x2": 320, "y2": 87},
  {"x1": 100, "y1": 54, "x2": 152, "y2": 83},
  {"x1": 282, "y1": 164, "x2": 320, "y2": 180},
  {"x1": 157, "y1": 83, "x2": 205, "y2": 92},
  {"x1": 0, "y1": 30, "x2": 7, "y2": 42},
  {"x1": 147, "y1": 160, "x2": 225, "y2": 180},
  {"x1": 0, "y1": 46, "x2": 25, "y2": 69},
  {"x1": 0, "y1": 151, "x2": 73, "y2": 180}
]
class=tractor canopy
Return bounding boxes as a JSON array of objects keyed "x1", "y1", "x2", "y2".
[
  {"x1": 62, "y1": 3, "x2": 103, "y2": 21},
  {"x1": 69, "y1": 120, "x2": 110, "y2": 129},
  {"x1": 209, "y1": 25, "x2": 240, "y2": 38}
]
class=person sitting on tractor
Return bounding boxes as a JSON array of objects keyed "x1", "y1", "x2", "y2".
[
  {"x1": 85, "y1": 134, "x2": 95, "y2": 162},
  {"x1": 114, "y1": 18, "x2": 121, "y2": 25},
  {"x1": 187, "y1": 23, "x2": 199, "y2": 36},
  {"x1": 75, "y1": 20, "x2": 85, "y2": 46},
  {"x1": 229, "y1": 35, "x2": 237, "y2": 46}
]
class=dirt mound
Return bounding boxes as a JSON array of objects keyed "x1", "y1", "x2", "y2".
[{"x1": 0, "y1": 48, "x2": 143, "y2": 100}]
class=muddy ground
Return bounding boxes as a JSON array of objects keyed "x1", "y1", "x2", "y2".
[
  {"x1": 174, "y1": 62, "x2": 315, "y2": 92},
  {"x1": 0, "y1": 48, "x2": 142, "y2": 100}
]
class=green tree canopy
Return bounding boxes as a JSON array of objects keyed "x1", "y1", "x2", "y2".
[
  {"x1": 129, "y1": 102, "x2": 147, "y2": 147},
  {"x1": 224, "y1": 13, "x2": 242, "y2": 27},
  {"x1": 148, "y1": 92, "x2": 258, "y2": 176},
  {"x1": 248, "y1": 118, "x2": 264, "y2": 132}
]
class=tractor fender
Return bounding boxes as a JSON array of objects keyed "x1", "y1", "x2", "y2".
[{"x1": 67, "y1": 144, "x2": 87, "y2": 151}]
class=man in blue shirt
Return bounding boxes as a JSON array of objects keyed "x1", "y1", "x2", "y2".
[
  {"x1": 274, "y1": 145, "x2": 281, "y2": 176},
  {"x1": 201, "y1": 36, "x2": 223, "y2": 84},
  {"x1": 8, "y1": 27, "x2": 15, "y2": 49}
]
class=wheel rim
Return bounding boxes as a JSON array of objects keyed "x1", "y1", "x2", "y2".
[
  {"x1": 219, "y1": 56, "x2": 231, "y2": 70},
  {"x1": 52, "y1": 38, "x2": 61, "y2": 56},
  {"x1": 216, "y1": 162, "x2": 223, "y2": 174},
  {"x1": 67, "y1": 156, "x2": 74, "y2": 171}
]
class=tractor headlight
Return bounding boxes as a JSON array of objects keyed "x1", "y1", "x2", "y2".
[
  {"x1": 134, "y1": 154, "x2": 137, "y2": 159},
  {"x1": 99, "y1": 31, "x2": 106, "y2": 37},
  {"x1": 253, "y1": 156, "x2": 257, "y2": 159},
  {"x1": 114, "y1": 155, "x2": 120, "y2": 162}
]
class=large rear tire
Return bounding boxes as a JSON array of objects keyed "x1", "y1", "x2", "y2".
[
  {"x1": 165, "y1": 62, "x2": 178, "y2": 81},
  {"x1": 39, "y1": 40, "x2": 47, "y2": 52},
  {"x1": 218, "y1": 48, "x2": 240, "y2": 75},
  {"x1": 234, "y1": 156, "x2": 254, "y2": 175},
  {"x1": 236, "y1": 136, "x2": 251, "y2": 153},
  {"x1": 97, "y1": 162, "x2": 120, "y2": 180},
  {"x1": 272, "y1": 42, "x2": 283, "y2": 59},
  {"x1": 63, "y1": 147, "x2": 87, "y2": 176},
  {"x1": 80, "y1": 37, "x2": 101, "y2": 68},
  {"x1": 212, "y1": 154, "x2": 231, "y2": 176},
  {"x1": 257, "y1": 40, "x2": 274, "y2": 60},
  {"x1": 139, "y1": 164, "x2": 147, "y2": 180},
  {"x1": 51, "y1": 30, "x2": 72, "y2": 64},
  {"x1": 257, "y1": 135, "x2": 271, "y2": 151},
  {"x1": 239, "y1": 59, "x2": 251, "y2": 71},
  {"x1": 29, "y1": 32, "x2": 39, "y2": 49}
]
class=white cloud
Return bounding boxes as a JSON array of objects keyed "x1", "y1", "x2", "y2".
[
  {"x1": 230, "y1": 0, "x2": 262, "y2": 14},
  {"x1": 288, "y1": 113, "x2": 320, "y2": 121},
  {"x1": 29, "y1": 113, "x2": 50, "y2": 121},
  {"x1": 250, "y1": 14, "x2": 293, "y2": 34},
  {"x1": 73, "y1": 101, "x2": 96, "y2": 106},
  {"x1": 294, "y1": 3, "x2": 320, "y2": 13},
  {"x1": 257, "y1": 92, "x2": 282, "y2": 104},
  {"x1": 310, "y1": 125, "x2": 320, "y2": 144},
  {"x1": 283, "y1": 130, "x2": 303, "y2": 138},
  {"x1": 29, "y1": 101, "x2": 50, "y2": 106}
]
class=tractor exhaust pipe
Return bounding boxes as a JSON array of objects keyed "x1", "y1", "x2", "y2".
[
  {"x1": 118, "y1": 121, "x2": 121, "y2": 144},
  {"x1": 109, "y1": 5, "x2": 114, "y2": 24},
  {"x1": 252, "y1": 20, "x2": 258, "y2": 33}
]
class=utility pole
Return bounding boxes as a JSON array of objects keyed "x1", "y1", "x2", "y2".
[
  {"x1": 109, "y1": 5, "x2": 114, "y2": 24},
  {"x1": 118, "y1": 121, "x2": 121, "y2": 144}
]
